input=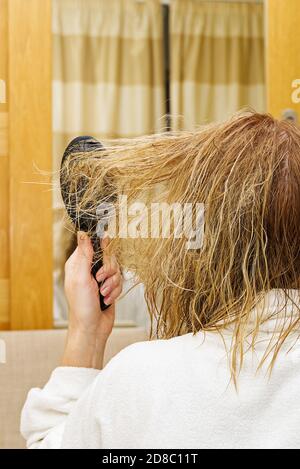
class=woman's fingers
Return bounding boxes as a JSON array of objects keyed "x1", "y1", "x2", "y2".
[
  {"x1": 96, "y1": 236, "x2": 119, "y2": 282},
  {"x1": 96, "y1": 235, "x2": 122, "y2": 305},
  {"x1": 101, "y1": 234, "x2": 110, "y2": 257},
  {"x1": 100, "y1": 272, "x2": 121, "y2": 295},
  {"x1": 103, "y1": 284, "x2": 122, "y2": 306},
  {"x1": 96, "y1": 258, "x2": 119, "y2": 282}
]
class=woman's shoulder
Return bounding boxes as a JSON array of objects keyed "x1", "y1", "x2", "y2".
[
  {"x1": 117, "y1": 332, "x2": 196, "y2": 358},
  {"x1": 88, "y1": 331, "x2": 216, "y2": 413},
  {"x1": 102, "y1": 332, "x2": 200, "y2": 378}
]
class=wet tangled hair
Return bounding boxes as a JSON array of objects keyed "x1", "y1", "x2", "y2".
[{"x1": 61, "y1": 111, "x2": 300, "y2": 379}]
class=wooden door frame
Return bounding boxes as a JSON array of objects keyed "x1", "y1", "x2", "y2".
[
  {"x1": 4, "y1": 0, "x2": 53, "y2": 329},
  {"x1": 0, "y1": 0, "x2": 9, "y2": 330},
  {"x1": 266, "y1": 0, "x2": 300, "y2": 119}
]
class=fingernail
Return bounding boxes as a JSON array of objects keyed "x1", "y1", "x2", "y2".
[
  {"x1": 101, "y1": 287, "x2": 109, "y2": 295},
  {"x1": 104, "y1": 296, "x2": 112, "y2": 305},
  {"x1": 77, "y1": 231, "x2": 87, "y2": 241}
]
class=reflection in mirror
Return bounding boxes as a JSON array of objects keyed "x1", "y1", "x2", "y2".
[{"x1": 52, "y1": 0, "x2": 265, "y2": 328}]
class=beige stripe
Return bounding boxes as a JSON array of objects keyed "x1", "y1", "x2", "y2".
[
  {"x1": 53, "y1": 81, "x2": 166, "y2": 135},
  {"x1": 52, "y1": 0, "x2": 162, "y2": 39},
  {"x1": 171, "y1": 0, "x2": 264, "y2": 39},
  {"x1": 53, "y1": 35, "x2": 164, "y2": 86},
  {"x1": 171, "y1": 35, "x2": 265, "y2": 86},
  {"x1": 170, "y1": 82, "x2": 266, "y2": 130},
  {"x1": 0, "y1": 112, "x2": 8, "y2": 157}
]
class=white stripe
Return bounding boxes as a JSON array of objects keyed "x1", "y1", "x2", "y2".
[
  {"x1": 53, "y1": 81, "x2": 165, "y2": 135},
  {"x1": 171, "y1": 82, "x2": 266, "y2": 128}
]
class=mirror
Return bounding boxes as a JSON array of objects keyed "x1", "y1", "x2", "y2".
[{"x1": 52, "y1": 0, "x2": 265, "y2": 328}]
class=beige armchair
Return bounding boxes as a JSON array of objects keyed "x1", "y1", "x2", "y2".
[{"x1": 0, "y1": 327, "x2": 147, "y2": 448}]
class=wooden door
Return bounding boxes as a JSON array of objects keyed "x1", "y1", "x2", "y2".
[
  {"x1": 266, "y1": 0, "x2": 300, "y2": 119},
  {"x1": 0, "y1": 0, "x2": 9, "y2": 329},
  {"x1": 0, "y1": 0, "x2": 53, "y2": 330}
]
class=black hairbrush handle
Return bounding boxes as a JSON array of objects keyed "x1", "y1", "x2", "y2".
[
  {"x1": 61, "y1": 135, "x2": 110, "y2": 311},
  {"x1": 91, "y1": 259, "x2": 109, "y2": 311},
  {"x1": 90, "y1": 236, "x2": 110, "y2": 311}
]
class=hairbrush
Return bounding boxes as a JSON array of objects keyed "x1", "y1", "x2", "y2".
[{"x1": 60, "y1": 135, "x2": 110, "y2": 310}]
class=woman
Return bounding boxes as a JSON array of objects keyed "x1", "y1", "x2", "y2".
[{"x1": 21, "y1": 112, "x2": 300, "y2": 449}]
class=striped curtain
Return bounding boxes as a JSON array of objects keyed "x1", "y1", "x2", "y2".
[
  {"x1": 52, "y1": 0, "x2": 164, "y2": 323},
  {"x1": 170, "y1": 0, "x2": 266, "y2": 130},
  {"x1": 52, "y1": 0, "x2": 165, "y2": 178}
]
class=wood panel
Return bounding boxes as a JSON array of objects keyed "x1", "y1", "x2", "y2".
[
  {"x1": 266, "y1": 0, "x2": 300, "y2": 118},
  {"x1": 0, "y1": 0, "x2": 9, "y2": 329},
  {"x1": 8, "y1": 0, "x2": 53, "y2": 329}
]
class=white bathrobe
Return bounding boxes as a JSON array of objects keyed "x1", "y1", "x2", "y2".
[{"x1": 20, "y1": 290, "x2": 300, "y2": 449}]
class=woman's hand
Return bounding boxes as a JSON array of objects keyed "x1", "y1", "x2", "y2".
[{"x1": 62, "y1": 231, "x2": 122, "y2": 369}]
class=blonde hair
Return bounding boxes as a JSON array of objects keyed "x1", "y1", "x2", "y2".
[{"x1": 62, "y1": 111, "x2": 300, "y2": 380}]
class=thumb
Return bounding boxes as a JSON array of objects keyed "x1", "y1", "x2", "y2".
[
  {"x1": 101, "y1": 234, "x2": 110, "y2": 264},
  {"x1": 76, "y1": 231, "x2": 94, "y2": 270}
]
